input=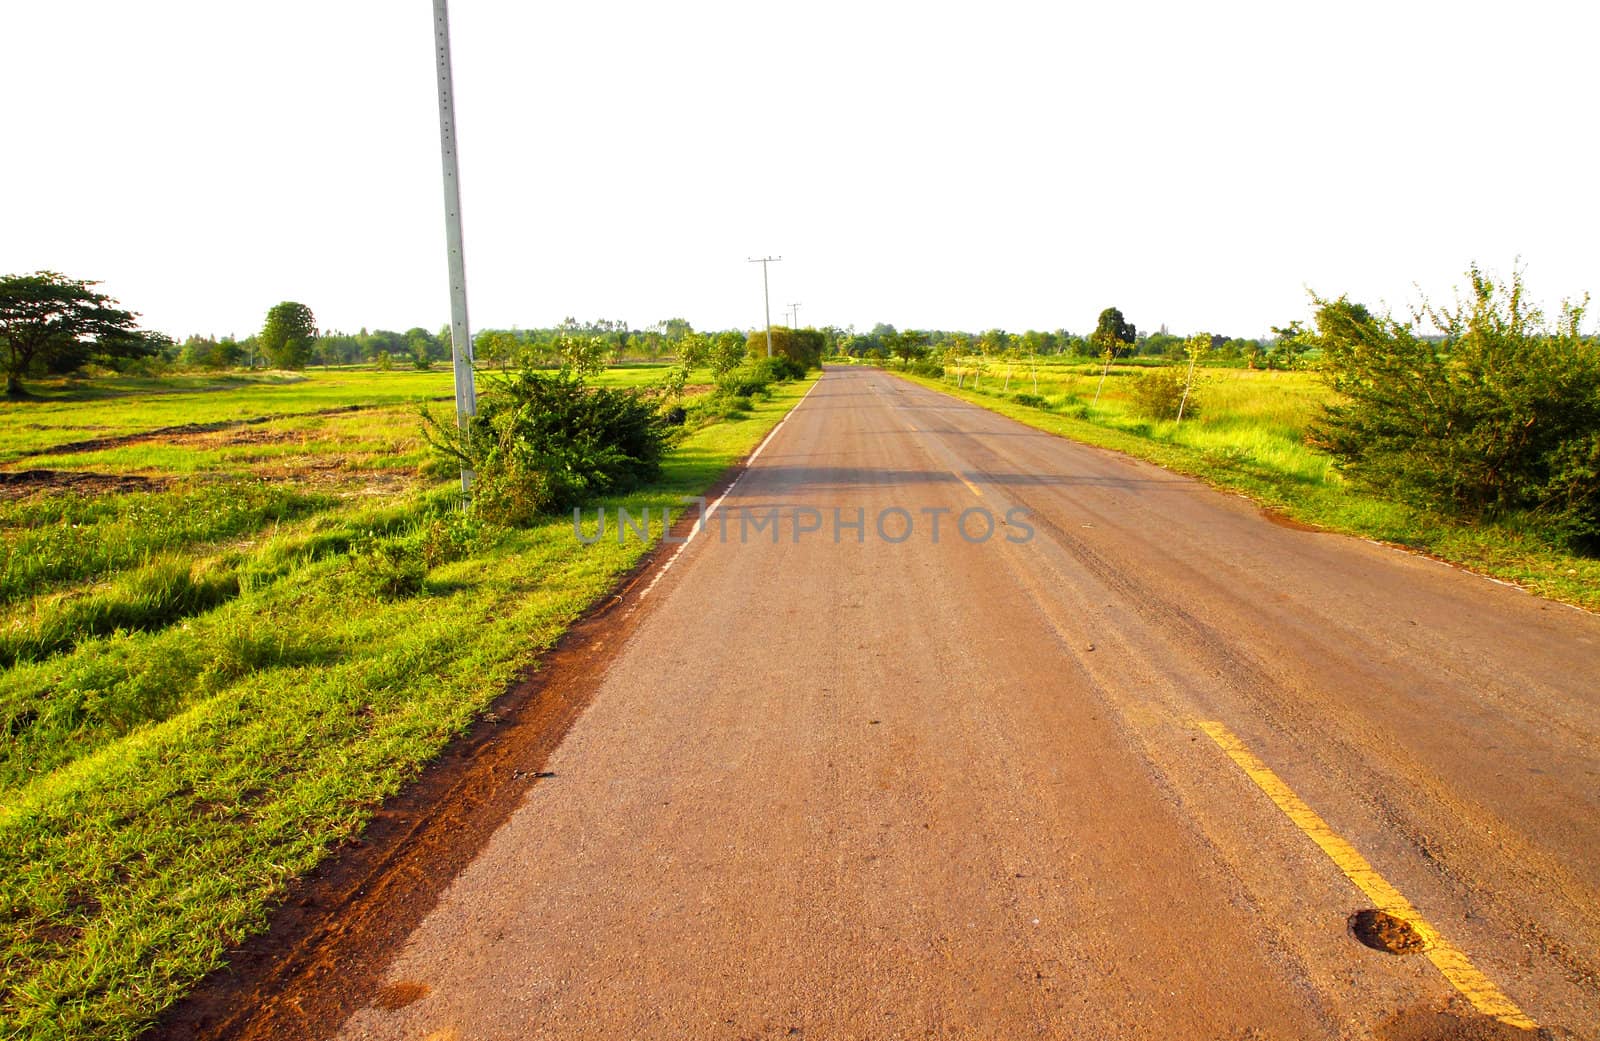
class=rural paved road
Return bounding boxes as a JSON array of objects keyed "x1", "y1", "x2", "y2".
[{"x1": 335, "y1": 366, "x2": 1599, "y2": 1040}]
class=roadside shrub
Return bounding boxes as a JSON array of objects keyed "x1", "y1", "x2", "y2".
[
  {"x1": 417, "y1": 508, "x2": 482, "y2": 569},
  {"x1": 421, "y1": 367, "x2": 673, "y2": 525},
  {"x1": 716, "y1": 366, "x2": 775, "y2": 399},
  {"x1": 752, "y1": 355, "x2": 807, "y2": 382},
  {"x1": 344, "y1": 534, "x2": 426, "y2": 599},
  {"x1": 1306, "y1": 267, "x2": 1600, "y2": 540},
  {"x1": 1012, "y1": 392, "x2": 1048, "y2": 409},
  {"x1": 1127, "y1": 368, "x2": 1195, "y2": 421},
  {"x1": 906, "y1": 359, "x2": 945, "y2": 378}
]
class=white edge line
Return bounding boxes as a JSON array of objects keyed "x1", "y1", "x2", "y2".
[{"x1": 636, "y1": 374, "x2": 823, "y2": 601}]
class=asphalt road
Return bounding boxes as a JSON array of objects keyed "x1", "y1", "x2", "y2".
[{"x1": 336, "y1": 366, "x2": 1599, "y2": 1040}]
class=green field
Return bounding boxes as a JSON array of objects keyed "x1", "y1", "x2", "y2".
[
  {"x1": 900, "y1": 357, "x2": 1600, "y2": 611},
  {"x1": 0, "y1": 364, "x2": 798, "y2": 1040}
]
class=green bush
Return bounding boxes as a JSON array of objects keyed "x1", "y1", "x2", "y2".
[
  {"x1": 756, "y1": 355, "x2": 808, "y2": 381},
  {"x1": 343, "y1": 534, "x2": 426, "y2": 599},
  {"x1": 1307, "y1": 267, "x2": 1600, "y2": 540},
  {"x1": 1011, "y1": 392, "x2": 1048, "y2": 409},
  {"x1": 422, "y1": 367, "x2": 673, "y2": 526},
  {"x1": 905, "y1": 359, "x2": 945, "y2": 378},
  {"x1": 716, "y1": 365, "x2": 776, "y2": 399},
  {"x1": 417, "y1": 508, "x2": 482, "y2": 569},
  {"x1": 1127, "y1": 369, "x2": 1196, "y2": 421}
]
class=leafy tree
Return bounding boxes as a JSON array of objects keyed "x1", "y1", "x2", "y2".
[
  {"x1": 677, "y1": 331, "x2": 711, "y2": 369},
  {"x1": 1090, "y1": 306, "x2": 1136, "y2": 405},
  {"x1": 1239, "y1": 338, "x2": 1265, "y2": 368},
  {"x1": 709, "y1": 331, "x2": 747, "y2": 377},
  {"x1": 1306, "y1": 266, "x2": 1600, "y2": 539},
  {"x1": 404, "y1": 326, "x2": 446, "y2": 363},
  {"x1": 361, "y1": 328, "x2": 406, "y2": 363},
  {"x1": 1214, "y1": 337, "x2": 1248, "y2": 362},
  {"x1": 887, "y1": 329, "x2": 930, "y2": 368},
  {"x1": 179, "y1": 335, "x2": 223, "y2": 369},
  {"x1": 259, "y1": 301, "x2": 317, "y2": 370},
  {"x1": 473, "y1": 329, "x2": 523, "y2": 371},
  {"x1": 0, "y1": 271, "x2": 147, "y2": 396},
  {"x1": 1177, "y1": 332, "x2": 1211, "y2": 424},
  {"x1": 560, "y1": 333, "x2": 611, "y2": 375},
  {"x1": 1019, "y1": 330, "x2": 1058, "y2": 358},
  {"x1": 660, "y1": 317, "x2": 693, "y2": 344},
  {"x1": 818, "y1": 325, "x2": 850, "y2": 359},
  {"x1": 977, "y1": 328, "x2": 1011, "y2": 357},
  {"x1": 1059, "y1": 333, "x2": 1090, "y2": 357},
  {"x1": 1265, "y1": 321, "x2": 1313, "y2": 369},
  {"x1": 1140, "y1": 331, "x2": 1184, "y2": 358},
  {"x1": 328, "y1": 331, "x2": 371, "y2": 367},
  {"x1": 1090, "y1": 307, "x2": 1136, "y2": 354}
]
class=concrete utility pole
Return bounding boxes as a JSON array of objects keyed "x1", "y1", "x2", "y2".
[
  {"x1": 788, "y1": 302, "x2": 801, "y2": 329},
  {"x1": 433, "y1": 0, "x2": 477, "y2": 494},
  {"x1": 747, "y1": 256, "x2": 782, "y2": 357}
]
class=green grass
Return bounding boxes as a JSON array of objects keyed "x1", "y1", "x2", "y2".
[
  {"x1": 0, "y1": 483, "x2": 333, "y2": 605},
  {"x1": 0, "y1": 366, "x2": 710, "y2": 463},
  {"x1": 896, "y1": 360, "x2": 1600, "y2": 611},
  {"x1": 0, "y1": 364, "x2": 811, "y2": 1040}
]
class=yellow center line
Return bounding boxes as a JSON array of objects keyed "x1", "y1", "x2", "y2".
[{"x1": 1197, "y1": 720, "x2": 1537, "y2": 1031}]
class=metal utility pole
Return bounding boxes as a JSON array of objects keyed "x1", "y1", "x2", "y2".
[
  {"x1": 747, "y1": 256, "x2": 782, "y2": 356},
  {"x1": 433, "y1": 0, "x2": 477, "y2": 493},
  {"x1": 788, "y1": 302, "x2": 801, "y2": 329}
]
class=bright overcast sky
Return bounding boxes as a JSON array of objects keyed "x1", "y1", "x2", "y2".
[{"x1": 4, "y1": 1, "x2": 1596, "y2": 341}]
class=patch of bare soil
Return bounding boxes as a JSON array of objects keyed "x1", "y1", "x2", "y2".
[
  {"x1": 1260, "y1": 507, "x2": 1324, "y2": 532},
  {"x1": 201, "y1": 427, "x2": 304, "y2": 448},
  {"x1": 18, "y1": 400, "x2": 448, "y2": 459},
  {"x1": 0, "y1": 469, "x2": 170, "y2": 500},
  {"x1": 251, "y1": 461, "x2": 420, "y2": 496}
]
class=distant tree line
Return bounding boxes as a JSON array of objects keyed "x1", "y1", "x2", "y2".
[
  {"x1": 827, "y1": 315, "x2": 1306, "y2": 371},
  {"x1": 474, "y1": 317, "x2": 715, "y2": 371}
]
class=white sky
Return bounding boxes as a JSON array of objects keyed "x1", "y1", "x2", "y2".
[{"x1": 4, "y1": 1, "x2": 1596, "y2": 341}]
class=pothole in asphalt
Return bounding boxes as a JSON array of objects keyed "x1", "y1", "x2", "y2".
[{"x1": 1350, "y1": 909, "x2": 1428, "y2": 954}]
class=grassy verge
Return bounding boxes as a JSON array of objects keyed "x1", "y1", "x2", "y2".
[
  {"x1": 891, "y1": 368, "x2": 1599, "y2": 612},
  {"x1": 0, "y1": 371, "x2": 813, "y2": 1041}
]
